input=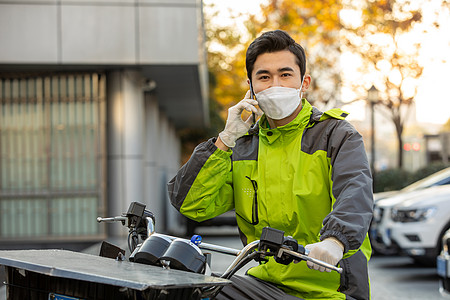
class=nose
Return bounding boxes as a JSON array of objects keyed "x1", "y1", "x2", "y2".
[{"x1": 272, "y1": 76, "x2": 281, "y2": 87}]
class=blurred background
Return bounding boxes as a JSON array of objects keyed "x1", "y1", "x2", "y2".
[
  {"x1": 0, "y1": 0, "x2": 210, "y2": 249},
  {"x1": 0, "y1": 0, "x2": 449, "y2": 261},
  {"x1": 1, "y1": 0, "x2": 450, "y2": 298}
]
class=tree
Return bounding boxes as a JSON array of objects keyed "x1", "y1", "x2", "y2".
[
  {"x1": 203, "y1": 0, "x2": 446, "y2": 169},
  {"x1": 245, "y1": 0, "x2": 344, "y2": 109},
  {"x1": 443, "y1": 118, "x2": 450, "y2": 132},
  {"x1": 177, "y1": 3, "x2": 235, "y2": 162},
  {"x1": 340, "y1": 0, "x2": 443, "y2": 169},
  {"x1": 203, "y1": 3, "x2": 250, "y2": 120},
  {"x1": 203, "y1": 0, "x2": 345, "y2": 114}
]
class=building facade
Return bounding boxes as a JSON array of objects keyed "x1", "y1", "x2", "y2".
[{"x1": 0, "y1": 0, "x2": 208, "y2": 248}]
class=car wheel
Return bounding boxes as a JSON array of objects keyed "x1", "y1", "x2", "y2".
[
  {"x1": 415, "y1": 224, "x2": 450, "y2": 267},
  {"x1": 369, "y1": 232, "x2": 400, "y2": 256}
]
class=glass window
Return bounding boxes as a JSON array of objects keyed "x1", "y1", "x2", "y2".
[{"x1": 0, "y1": 73, "x2": 106, "y2": 240}]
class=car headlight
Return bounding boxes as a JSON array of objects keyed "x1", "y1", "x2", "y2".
[
  {"x1": 372, "y1": 206, "x2": 383, "y2": 223},
  {"x1": 391, "y1": 206, "x2": 436, "y2": 223}
]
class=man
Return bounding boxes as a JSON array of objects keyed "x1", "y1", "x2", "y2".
[{"x1": 168, "y1": 30, "x2": 373, "y2": 300}]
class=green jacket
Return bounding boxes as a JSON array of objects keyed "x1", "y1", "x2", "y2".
[{"x1": 168, "y1": 99, "x2": 373, "y2": 300}]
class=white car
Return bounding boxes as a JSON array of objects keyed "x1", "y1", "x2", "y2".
[
  {"x1": 372, "y1": 189, "x2": 432, "y2": 255},
  {"x1": 370, "y1": 167, "x2": 450, "y2": 255},
  {"x1": 374, "y1": 167, "x2": 450, "y2": 205},
  {"x1": 389, "y1": 184, "x2": 450, "y2": 265}
]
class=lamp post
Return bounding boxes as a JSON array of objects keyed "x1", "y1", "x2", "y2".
[{"x1": 367, "y1": 85, "x2": 379, "y2": 188}]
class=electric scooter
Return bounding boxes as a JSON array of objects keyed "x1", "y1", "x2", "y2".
[
  {"x1": 96, "y1": 202, "x2": 343, "y2": 299},
  {"x1": 0, "y1": 202, "x2": 342, "y2": 300}
]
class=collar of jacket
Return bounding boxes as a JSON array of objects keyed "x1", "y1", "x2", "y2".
[{"x1": 259, "y1": 98, "x2": 313, "y2": 144}]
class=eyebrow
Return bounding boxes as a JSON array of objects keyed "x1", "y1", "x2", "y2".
[
  {"x1": 254, "y1": 67, "x2": 295, "y2": 75},
  {"x1": 279, "y1": 67, "x2": 295, "y2": 73}
]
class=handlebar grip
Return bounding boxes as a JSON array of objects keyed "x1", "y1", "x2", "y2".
[
  {"x1": 97, "y1": 216, "x2": 127, "y2": 223},
  {"x1": 304, "y1": 255, "x2": 343, "y2": 274},
  {"x1": 278, "y1": 248, "x2": 343, "y2": 273}
]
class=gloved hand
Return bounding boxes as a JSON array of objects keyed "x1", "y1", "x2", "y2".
[
  {"x1": 218, "y1": 91, "x2": 262, "y2": 148},
  {"x1": 305, "y1": 237, "x2": 344, "y2": 272}
]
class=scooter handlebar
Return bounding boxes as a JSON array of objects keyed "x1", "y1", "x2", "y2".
[
  {"x1": 278, "y1": 247, "x2": 343, "y2": 274},
  {"x1": 97, "y1": 216, "x2": 127, "y2": 223}
]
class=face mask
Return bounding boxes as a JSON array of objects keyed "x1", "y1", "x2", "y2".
[
  {"x1": 255, "y1": 87, "x2": 301, "y2": 120},
  {"x1": 254, "y1": 75, "x2": 306, "y2": 120}
]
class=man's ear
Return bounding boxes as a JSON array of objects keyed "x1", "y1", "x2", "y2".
[{"x1": 301, "y1": 75, "x2": 312, "y2": 92}]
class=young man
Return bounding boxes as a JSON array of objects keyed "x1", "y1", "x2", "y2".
[{"x1": 168, "y1": 30, "x2": 373, "y2": 300}]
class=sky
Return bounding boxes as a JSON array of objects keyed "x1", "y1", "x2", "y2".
[{"x1": 203, "y1": 0, "x2": 450, "y2": 126}]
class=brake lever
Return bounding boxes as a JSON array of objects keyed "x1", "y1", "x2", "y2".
[{"x1": 277, "y1": 247, "x2": 343, "y2": 274}]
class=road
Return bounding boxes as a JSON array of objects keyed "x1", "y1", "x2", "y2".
[{"x1": 369, "y1": 255, "x2": 443, "y2": 299}]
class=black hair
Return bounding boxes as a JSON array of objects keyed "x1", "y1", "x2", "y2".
[{"x1": 246, "y1": 30, "x2": 306, "y2": 81}]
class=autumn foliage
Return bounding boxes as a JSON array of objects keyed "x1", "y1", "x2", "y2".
[{"x1": 201, "y1": 0, "x2": 448, "y2": 168}]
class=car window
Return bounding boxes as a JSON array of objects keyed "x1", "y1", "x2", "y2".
[
  {"x1": 401, "y1": 167, "x2": 450, "y2": 192},
  {"x1": 431, "y1": 177, "x2": 450, "y2": 186}
]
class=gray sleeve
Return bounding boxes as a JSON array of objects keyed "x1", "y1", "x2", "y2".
[
  {"x1": 167, "y1": 137, "x2": 218, "y2": 211},
  {"x1": 319, "y1": 120, "x2": 374, "y2": 253}
]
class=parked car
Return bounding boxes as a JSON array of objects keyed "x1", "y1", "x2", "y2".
[
  {"x1": 437, "y1": 228, "x2": 450, "y2": 297},
  {"x1": 371, "y1": 190, "x2": 421, "y2": 255},
  {"x1": 395, "y1": 167, "x2": 450, "y2": 196},
  {"x1": 389, "y1": 184, "x2": 450, "y2": 266},
  {"x1": 374, "y1": 167, "x2": 450, "y2": 204},
  {"x1": 370, "y1": 167, "x2": 450, "y2": 255}
]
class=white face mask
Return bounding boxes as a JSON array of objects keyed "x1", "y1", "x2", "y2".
[
  {"x1": 255, "y1": 87, "x2": 302, "y2": 120},
  {"x1": 252, "y1": 74, "x2": 306, "y2": 120}
]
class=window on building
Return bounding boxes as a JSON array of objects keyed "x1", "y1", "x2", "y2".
[{"x1": 0, "y1": 73, "x2": 106, "y2": 241}]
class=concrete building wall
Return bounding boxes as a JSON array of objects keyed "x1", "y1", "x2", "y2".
[
  {"x1": 0, "y1": 0, "x2": 202, "y2": 65},
  {"x1": 107, "y1": 70, "x2": 145, "y2": 235},
  {"x1": 0, "y1": 0, "x2": 207, "y2": 241},
  {"x1": 143, "y1": 93, "x2": 182, "y2": 234},
  {"x1": 105, "y1": 69, "x2": 185, "y2": 236}
]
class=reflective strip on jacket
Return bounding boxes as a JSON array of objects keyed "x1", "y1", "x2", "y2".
[{"x1": 168, "y1": 99, "x2": 373, "y2": 300}]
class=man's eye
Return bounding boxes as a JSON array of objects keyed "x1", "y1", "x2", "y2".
[
  {"x1": 258, "y1": 75, "x2": 269, "y2": 80},
  {"x1": 281, "y1": 73, "x2": 292, "y2": 77}
]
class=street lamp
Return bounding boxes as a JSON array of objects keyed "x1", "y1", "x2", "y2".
[{"x1": 367, "y1": 85, "x2": 379, "y2": 187}]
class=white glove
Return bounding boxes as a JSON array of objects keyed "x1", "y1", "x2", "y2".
[
  {"x1": 218, "y1": 92, "x2": 262, "y2": 148},
  {"x1": 305, "y1": 237, "x2": 344, "y2": 272}
]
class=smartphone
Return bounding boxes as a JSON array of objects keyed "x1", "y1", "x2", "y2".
[{"x1": 250, "y1": 82, "x2": 256, "y2": 124}]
